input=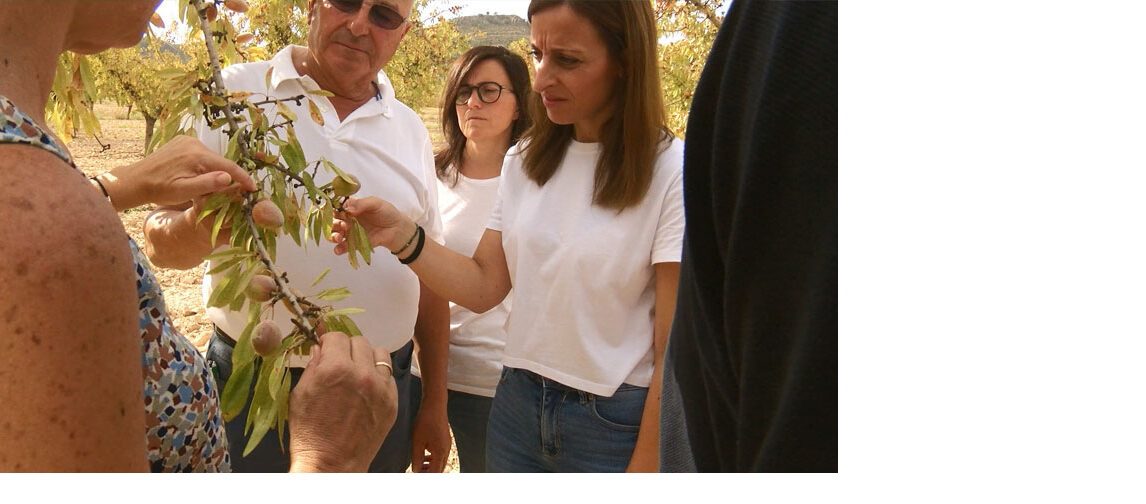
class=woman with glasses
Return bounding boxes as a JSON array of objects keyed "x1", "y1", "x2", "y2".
[
  {"x1": 408, "y1": 46, "x2": 532, "y2": 473},
  {"x1": 335, "y1": 0, "x2": 683, "y2": 472}
]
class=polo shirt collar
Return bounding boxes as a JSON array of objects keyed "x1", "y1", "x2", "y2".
[{"x1": 267, "y1": 45, "x2": 396, "y2": 117}]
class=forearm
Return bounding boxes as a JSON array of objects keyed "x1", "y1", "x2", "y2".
[
  {"x1": 412, "y1": 283, "x2": 450, "y2": 408},
  {"x1": 629, "y1": 358, "x2": 665, "y2": 472},
  {"x1": 143, "y1": 207, "x2": 227, "y2": 270},
  {"x1": 392, "y1": 222, "x2": 509, "y2": 313},
  {"x1": 628, "y1": 262, "x2": 681, "y2": 471}
]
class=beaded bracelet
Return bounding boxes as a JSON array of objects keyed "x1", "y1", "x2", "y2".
[
  {"x1": 391, "y1": 223, "x2": 420, "y2": 256},
  {"x1": 398, "y1": 225, "x2": 426, "y2": 265}
]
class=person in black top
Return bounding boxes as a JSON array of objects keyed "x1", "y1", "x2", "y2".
[{"x1": 660, "y1": 0, "x2": 838, "y2": 472}]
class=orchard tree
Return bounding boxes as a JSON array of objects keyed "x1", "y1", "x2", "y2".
[
  {"x1": 46, "y1": 53, "x2": 103, "y2": 146},
  {"x1": 96, "y1": 39, "x2": 206, "y2": 149},
  {"x1": 386, "y1": 0, "x2": 470, "y2": 109},
  {"x1": 246, "y1": 0, "x2": 308, "y2": 54},
  {"x1": 655, "y1": 0, "x2": 726, "y2": 138}
]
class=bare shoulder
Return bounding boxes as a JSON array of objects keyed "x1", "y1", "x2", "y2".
[{"x1": 0, "y1": 146, "x2": 146, "y2": 471}]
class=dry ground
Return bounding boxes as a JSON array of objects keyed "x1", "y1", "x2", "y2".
[{"x1": 71, "y1": 102, "x2": 458, "y2": 473}]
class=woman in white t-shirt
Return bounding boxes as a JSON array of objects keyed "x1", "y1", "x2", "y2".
[
  {"x1": 409, "y1": 46, "x2": 532, "y2": 473},
  {"x1": 335, "y1": 0, "x2": 682, "y2": 472}
]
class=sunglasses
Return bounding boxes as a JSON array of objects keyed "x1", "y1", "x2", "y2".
[
  {"x1": 327, "y1": 0, "x2": 408, "y2": 30},
  {"x1": 455, "y1": 82, "x2": 513, "y2": 106}
]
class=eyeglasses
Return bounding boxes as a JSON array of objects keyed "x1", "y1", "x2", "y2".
[
  {"x1": 326, "y1": 0, "x2": 408, "y2": 30},
  {"x1": 455, "y1": 82, "x2": 513, "y2": 106}
]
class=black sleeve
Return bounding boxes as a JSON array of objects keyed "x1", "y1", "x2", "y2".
[{"x1": 664, "y1": 0, "x2": 838, "y2": 472}]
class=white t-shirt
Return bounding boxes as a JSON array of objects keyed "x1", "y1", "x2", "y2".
[
  {"x1": 488, "y1": 138, "x2": 685, "y2": 397},
  {"x1": 199, "y1": 46, "x2": 442, "y2": 357},
  {"x1": 412, "y1": 169, "x2": 510, "y2": 397}
]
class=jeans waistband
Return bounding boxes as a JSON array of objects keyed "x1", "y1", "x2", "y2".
[{"x1": 511, "y1": 367, "x2": 595, "y2": 397}]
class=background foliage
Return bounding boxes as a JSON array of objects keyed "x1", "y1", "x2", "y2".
[{"x1": 50, "y1": 0, "x2": 725, "y2": 144}]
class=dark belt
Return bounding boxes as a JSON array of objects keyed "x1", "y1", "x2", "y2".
[{"x1": 213, "y1": 325, "x2": 414, "y2": 374}]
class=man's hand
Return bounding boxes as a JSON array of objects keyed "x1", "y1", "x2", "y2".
[
  {"x1": 98, "y1": 135, "x2": 256, "y2": 211},
  {"x1": 288, "y1": 332, "x2": 397, "y2": 472},
  {"x1": 409, "y1": 402, "x2": 451, "y2": 473}
]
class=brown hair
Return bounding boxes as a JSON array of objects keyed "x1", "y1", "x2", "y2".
[
  {"x1": 434, "y1": 46, "x2": 533, "y2": 186},
  {"x1": 523, "y1": 0, "x2": 671, "y2": 211}
]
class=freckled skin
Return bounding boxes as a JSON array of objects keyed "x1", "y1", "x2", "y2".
[{"x1": 0, "y1": 144, "x2": 147, "y2": 471}]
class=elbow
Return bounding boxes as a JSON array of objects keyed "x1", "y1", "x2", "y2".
[{"x1": 462, "y1": 284, "x2": 510, "y2": 314}]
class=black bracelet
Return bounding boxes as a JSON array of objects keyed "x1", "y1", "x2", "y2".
[
  {"x1": 90, "y1": 176, "x2": 112, "y2": 203},
  {"x1": 398, "y1": 225, "x2": 426, "y2": 265}
]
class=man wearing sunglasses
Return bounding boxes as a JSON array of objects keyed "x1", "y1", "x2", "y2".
[{"x1": 144, "y1": 0, "x2": 452, "y2": 473}]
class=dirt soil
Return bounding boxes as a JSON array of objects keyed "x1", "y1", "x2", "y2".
[{"x1": 71, "y1": 103, "x2": 458, "y2": 473}]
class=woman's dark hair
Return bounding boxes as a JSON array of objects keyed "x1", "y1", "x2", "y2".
[
  {"x1": 522, "y1": 0, "x2": 671, "y2": 211},
  {"x1": 434, "y1": 46, "x2": 533, "y2": 186}
]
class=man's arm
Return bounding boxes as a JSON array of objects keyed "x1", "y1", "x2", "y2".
[{"x1": 409, "y1": 281, "x2": 452, "y2": 472}]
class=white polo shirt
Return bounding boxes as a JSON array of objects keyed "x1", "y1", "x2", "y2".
[
  {"x1": 199, "y1": 45, "x2": 442, "y2": 355},
  {"x1": 489, "y1": 138, "x2": 685, "y2": 397}
]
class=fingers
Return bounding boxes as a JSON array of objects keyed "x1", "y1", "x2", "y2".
[
  {"x1": 411, "y1": 444, "x2": 426, "y2": 473},
  {"x1": 348, "y1": 334, "x2": 377, "y2": 376},
  {"x1": 343, "y1": 196, "x2": 383, "y2": 217},
  {"x1": 201, "y1": 152, "x2": 257, "y2": 193},
  {"x1": 174, "y1": 172, "x2": 241, "y2": 199},
  {"x1": 316, "y1": 331, "x2": 351, "y2": 362},
  {"x1": 372, "y1": 346, "x2": 394, "y2": 379}
]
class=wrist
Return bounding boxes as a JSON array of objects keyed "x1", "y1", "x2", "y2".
[
  {"x1": 97, "y1": 168, "x2": 142, "y2": 211},
  {"x1": 389, "y1": 220, "x2": 419, "y2": 254}
]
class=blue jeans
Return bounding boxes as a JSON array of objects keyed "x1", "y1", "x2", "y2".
[
  {"x1": 205, "y1": 327, "x2": 415, "y2": 472},
  {"x1": 410, "y1": 377, "x2": 494, "y2": 473},
  {"x1": 486, "y1": 367, "x2": 648, "y2": 472}
]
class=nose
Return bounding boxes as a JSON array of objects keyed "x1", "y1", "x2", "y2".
[
  {"x1": 458, "y1": 88, "x2": 481, "y2": 108},
  {"x1": 464, "y1": 89, "x2": 483, "y2": 108},
  {"x1": 347, "y1": 3, "x2": 372, "y2": 36},
  {"x1": 532, "y1": 58, "x2": 553, "y2": 93}
]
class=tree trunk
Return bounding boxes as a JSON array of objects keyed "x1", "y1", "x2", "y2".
[
  {"x1": 126, "y1": 103, "x2": 133, "y2": 120},
  {"x1": 144, "y1": 114, "x2": 157, "y2": 151}
]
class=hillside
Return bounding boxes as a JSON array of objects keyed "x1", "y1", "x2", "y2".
[{"x1": 452, "y1": 14, "x2": 530, "y2": 48}]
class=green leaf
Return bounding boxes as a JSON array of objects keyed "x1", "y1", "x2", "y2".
[
  {"x1": 206, "y1": 274, "x2": 233, "y2": 308},
  {"x1": 220, "y1": 361, "x2": 254, "y2": 422},
  {"x1": 338, "y1": 315, "x2": 363, "y2": 338},
  {"x1": 280, "y1": 126, "x2": 306, "y2": 174},
  {"x1": 325, "y1": 307, "x2": 364, "y2": 317},
  {"x1": 353, "y1": 220, "x2": 373, "y2": 266},
  {"x1": 306, "y1": 89, "x2": 335, "y2": 97},
  {"x1": 197, "y1": 193, "x2": 232, "y2": 224},
  {"x1": 267, "y1": 350, "x2": 288, "y2": 402},
  {"x1": 310, "y1": 268, "x2": 332, "y2": 288},
  {"x1": 209, "y1": 205, "x2": 226, "y2": 248},
  {"x1": 321, "y1": 313, "x2": 348, "y2": 335},
  {"x1": 232, "y1": 312, "x2": 260, "y2": 372},
  {"x1": 315, "y1": 287, "x2": 352, "y2": 302},
  {"x1": 206, "y1": 255, "x2": 246, "y2": 276},
  {"x1": 275, "y1": 101, "x2": 296, "y2": 122},
  {"x1": 243, "y1": 361, "x2": 278, "y2": 456}
]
